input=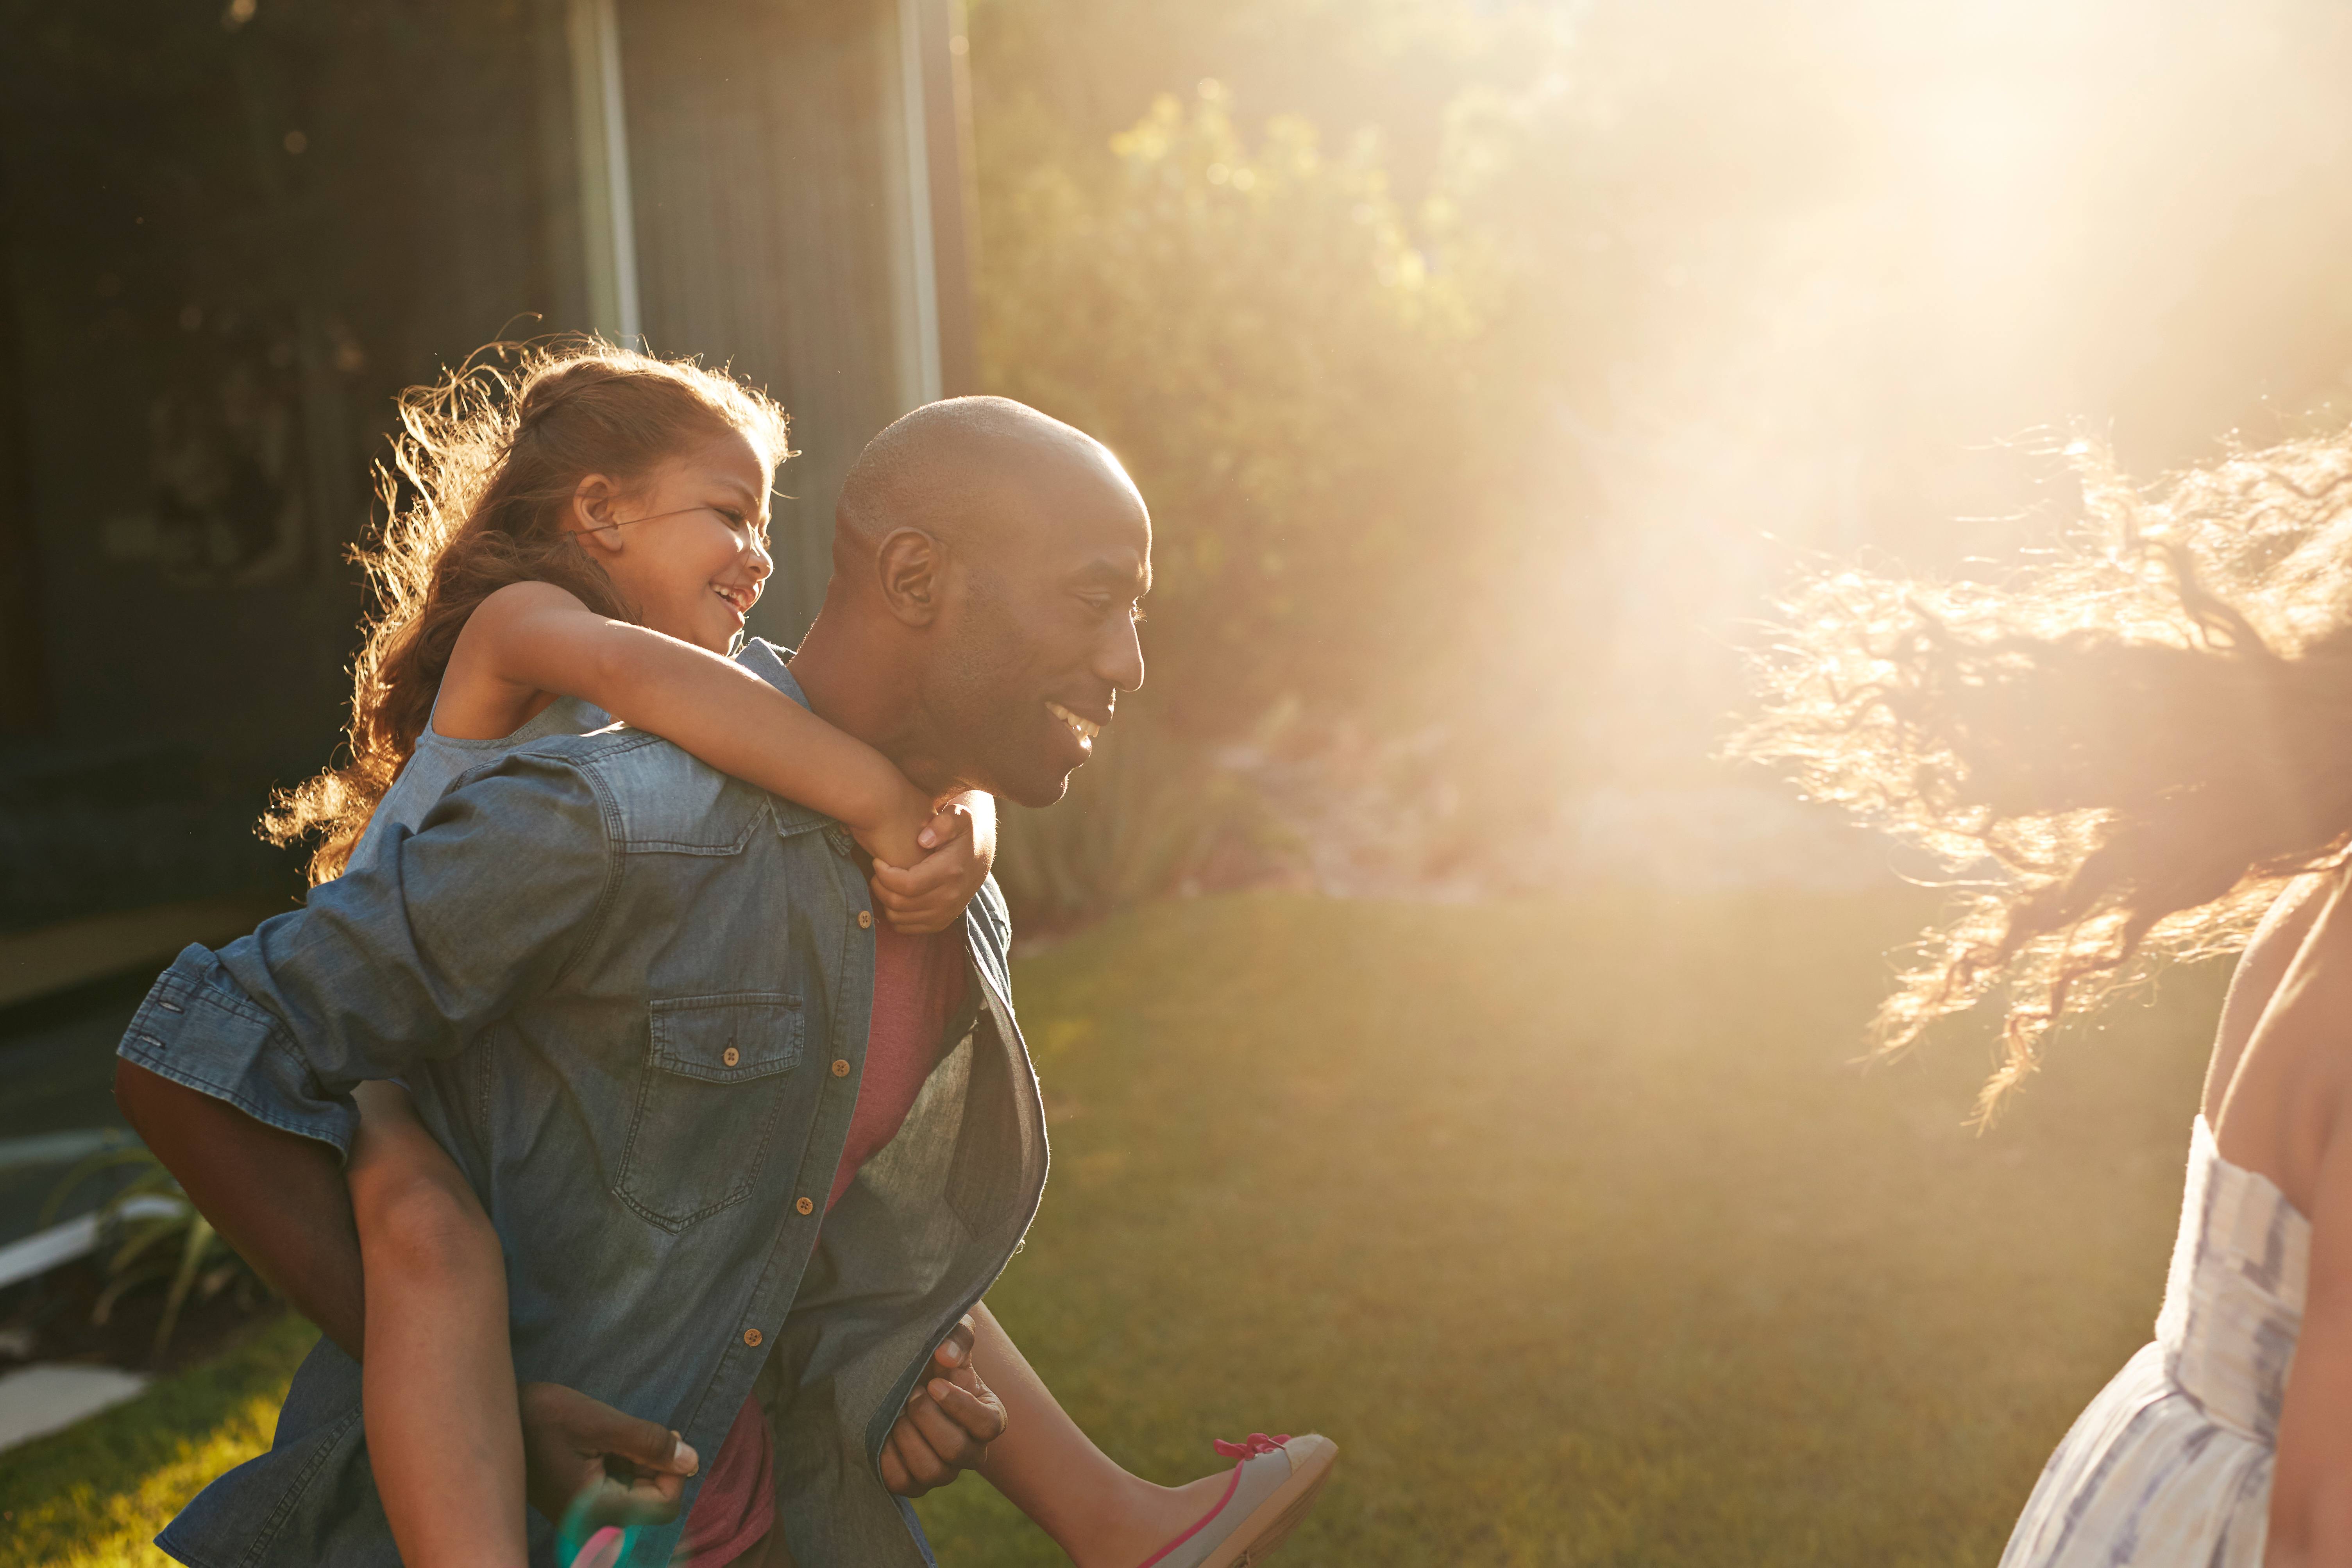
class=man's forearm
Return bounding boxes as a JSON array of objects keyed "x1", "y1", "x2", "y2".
[{"x1": 114, "y1": 1059, "x2": 366, "y2": 1356}]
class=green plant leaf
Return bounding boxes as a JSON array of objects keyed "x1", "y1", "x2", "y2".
[
  {"x1": 40, "y1": 1144, "x2": 173, "y2": 1226},
  {"x1": 152, "y1": 1213, "x2": 220, "y2": 1362}
]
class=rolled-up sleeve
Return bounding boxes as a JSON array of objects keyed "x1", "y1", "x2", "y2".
[{"x1": 115, "y1": 752, "x2": 618, "y2": 1158}]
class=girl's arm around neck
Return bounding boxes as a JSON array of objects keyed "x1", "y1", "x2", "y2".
[{"x1": 451, "y1": 581, "x2": 935, "y2": 867}]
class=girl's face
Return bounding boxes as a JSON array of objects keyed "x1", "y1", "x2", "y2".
[{"x1": 573, "y1": 429, "x2": 775, "y2": 654}]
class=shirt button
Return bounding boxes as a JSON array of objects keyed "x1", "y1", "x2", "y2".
[
  {"x1": 796, "y1": 1196, "x2": 814, "y2": 1216},
  {"x1": 856, "y1": 910, "x2": 873, "y2": 930},
  {"x1": 831, "y1": 1058, "x2": 850, "y2": 1078},
  {"x1": 743, "y1": 1328, "x2": 762, "y2": 1347},
  {"x1": 722, "y1": 1047, "x2": 740, "y2": 1067}
]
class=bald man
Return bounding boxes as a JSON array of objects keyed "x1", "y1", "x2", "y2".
[
  {"x1": 113, "y1": 398, "x2": 1149, "y2": 1568},
  {"x1": 796, "y1": 394, "x2": 1146, "y2": 811}
]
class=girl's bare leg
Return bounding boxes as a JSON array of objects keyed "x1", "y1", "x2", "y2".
[
  {"x1": 349, "y1": 1080, "x2": 529, "y2": 1568},
  {"x1": 966, "y1": 1303, "x2": 1237, "y2": 1568}
]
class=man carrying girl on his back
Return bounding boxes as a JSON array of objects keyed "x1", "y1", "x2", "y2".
[{"x1": 116, "y1": 343, "x2": 1334, "y2": 1567}]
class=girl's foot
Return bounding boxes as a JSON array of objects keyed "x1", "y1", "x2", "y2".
[{"x1": 1130, "y1": 1433, "x2": 1338, "y2": 1568}]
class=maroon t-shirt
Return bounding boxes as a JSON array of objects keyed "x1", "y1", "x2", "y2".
[{"x1": 678, "y1": 923, "x2": 970, "y2": 1564}]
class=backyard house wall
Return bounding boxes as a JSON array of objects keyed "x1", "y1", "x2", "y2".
[{"x1": 0, "y1": 0, "x2": 975, "y2": 936}]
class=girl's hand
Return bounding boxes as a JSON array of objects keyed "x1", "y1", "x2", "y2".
[
  {"x1": 880, "y1": 1315, "x2": 1007, "y2": 1496},
  {"x1": 845, "y1": 773, "x2": 940, "y2": 874},
  {"x1": 869, "y1": 800, "x2": 993, "y2": 935}
]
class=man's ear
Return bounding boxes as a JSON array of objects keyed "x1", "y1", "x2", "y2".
[
  {"x1": 876, "y1": 528, "x2": 944, "y2": 627},
  {"x1": 569, "y1": 474, "x2": 627, "y2": 557}
]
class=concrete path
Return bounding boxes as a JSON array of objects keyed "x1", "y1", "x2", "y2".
[{"x1": 0, "y1": 1363, "x2": 151, "y2": 1452}]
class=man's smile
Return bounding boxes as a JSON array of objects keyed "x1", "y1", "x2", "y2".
[{"x1": 1045, "y1": 700, "x2": 1104, "y2": 752}]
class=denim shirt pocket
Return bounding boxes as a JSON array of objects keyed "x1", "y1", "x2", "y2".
[{"x1": 617, "y1": 992, "x2": 806, "y2": 1232}]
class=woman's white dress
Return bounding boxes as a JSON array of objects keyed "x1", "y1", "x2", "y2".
[{"x1": 2001, "y1": 1117, "x2": 2309, "y2": 1566}]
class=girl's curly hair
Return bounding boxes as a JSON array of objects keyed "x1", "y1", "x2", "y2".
[
  {"x1": 1733, "y1": 429, "x2": 2352, "y2": 1117},
  {"x1": 262, "y1": 338, "x2": 790, "y2": 884}
]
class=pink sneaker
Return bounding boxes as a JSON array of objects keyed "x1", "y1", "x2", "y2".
[
  {"x1": 1134, "y1": 1433, "x2": 1339, "y2": 1568},
  {"x1": 567, "y1": 1525, "x2": 629, "y2": 1568}
]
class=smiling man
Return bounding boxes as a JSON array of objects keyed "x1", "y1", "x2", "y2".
[
  {"x1": 791, "y1": 395, "x2": 1146, "y2": 806},
  {"x1": 112, "y1": 397, "x2": 1149, "y2": 1567}
]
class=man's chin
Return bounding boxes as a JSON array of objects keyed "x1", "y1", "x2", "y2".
[{"x1": 998, "y1": 766, "x2": 1075, "y2": 811}]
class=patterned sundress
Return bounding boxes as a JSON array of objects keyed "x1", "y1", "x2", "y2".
[{"x1": 2000, "y1": 1116, "x2": 2309, "y2": 1566}]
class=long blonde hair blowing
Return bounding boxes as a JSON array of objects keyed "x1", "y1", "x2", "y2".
[
  {"x1": 264, "y1": 340, "x2": 791, "y2": 884},
  {"x1": 1733, "y1": 431, "x2": 2352, "y2": 1117}
]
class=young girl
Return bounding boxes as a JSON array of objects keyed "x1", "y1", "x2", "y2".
[
  {"x1": 268, "y1": 341, "x2": 1335, "y2": 1568},
  {"x1": 1737, "y1": 429, "x2": 2352, "y2": 1566}
]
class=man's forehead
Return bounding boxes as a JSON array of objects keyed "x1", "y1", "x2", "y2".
[
  {"x1": 1036, "y1": 493, "x2": 1148, "y2": 565},
  {"x1": 969, "y1": 455, "x2": 1147, "y2": 554}
]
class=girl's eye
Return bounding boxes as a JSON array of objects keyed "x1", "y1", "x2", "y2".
[{"x1": 717, "y1": 507, "x2": 771, "y2": 547}]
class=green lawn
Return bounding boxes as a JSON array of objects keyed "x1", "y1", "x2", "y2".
[
  {"x1": 0, "y1": 892, "x2": 2220, "y2": 1566},
  {"x1": 0, "y1": 1314, "x2": 314, "y2": 1567}
]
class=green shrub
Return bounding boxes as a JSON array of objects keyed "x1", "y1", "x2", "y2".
[
  {"x1": 45, "y1": 1146, "x2": 266, "y2": 1363},
  {"x1": 977, "y1": 82, "x2": 1514, "y2": 739},
  {"x1": 993, "y1": 712, "x2": 1299, "y2": 935}
]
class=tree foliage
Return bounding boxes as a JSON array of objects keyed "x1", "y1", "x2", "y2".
[{"x1": 976, "y1": 80, "x2": 1520, "y2": 735}]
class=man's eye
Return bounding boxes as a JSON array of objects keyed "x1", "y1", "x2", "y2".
[{"x1": 1080, "y1": 594, "x2": 1145, "y2": 623}]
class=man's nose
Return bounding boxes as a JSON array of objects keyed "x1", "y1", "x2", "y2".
[{"x1": 1098, "y1": 614, "x2": 1145, "y2": 694}]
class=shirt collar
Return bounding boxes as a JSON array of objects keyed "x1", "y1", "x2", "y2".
[{"x1": 736, "y1": 636, "x2": 810, "y2": 711}]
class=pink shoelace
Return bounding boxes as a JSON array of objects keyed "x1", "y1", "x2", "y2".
[{"x1": 1211, "y1": 1432, "x2": 1293, "y2": 1460}]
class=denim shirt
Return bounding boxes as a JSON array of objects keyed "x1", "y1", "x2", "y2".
[{"x1": 114, "y1": 641, "x2": 1048, "y2": 1568}]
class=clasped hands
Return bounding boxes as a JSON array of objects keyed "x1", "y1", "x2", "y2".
[{"x1": 520, "y1": 1314, "x2": 1006, "y2": 1530}]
